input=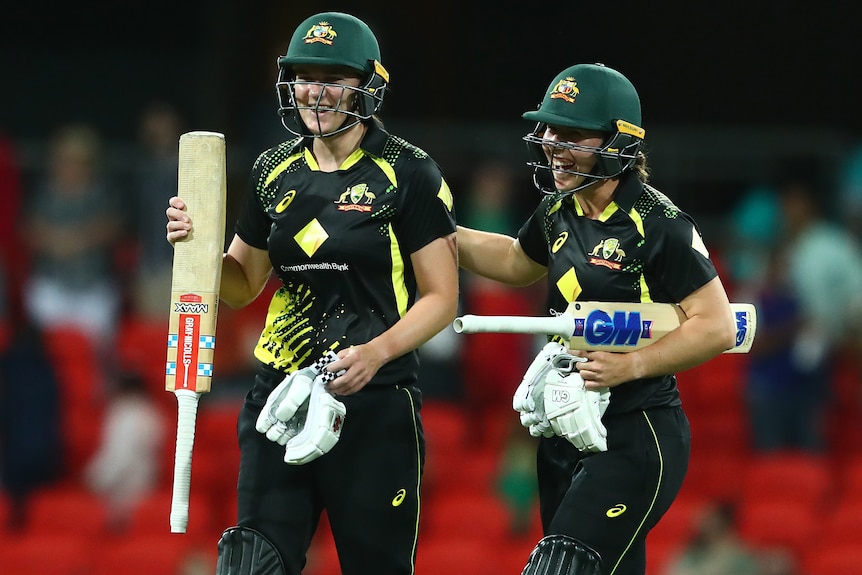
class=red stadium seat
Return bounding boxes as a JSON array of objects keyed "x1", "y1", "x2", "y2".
[
  {"x1": 127, "y1": 488, "x2": 216, "y2": 543},
  {"x1": 25, "y1": 485, "x2": 109, "y2": 537},
  {"x1": 42, "y1": 325, "x2": 105, "y2": 406},
  {"x1": 193, "y1": 400, "x2": 242, "y2": 453},
  {"x1": 688, "y1": 410, "x2": 750, "y2": 455},
  {"x1": 804, "y1": 542, "x2": 862, "y2": 575},
  {"x1": 421, "y1": 490, "x2": 514, "y2": 543},
  {"x1": 680, "y1": 450, "x2": 746, "y2": 503},
  {"x1": 498, "y1": 536, "x2": 539, "y2": 573},
  {"x1": 677, "y1": 353, "x2": 747, "y2": 414},
  {"x1": 740, "y1": 451, "x2": 832, "y2": 510},
  {"x1": 90, "y1": 534, "x2": 195, "y2": 575},
  {"x1": 420, "y1": 400, "x2": 470, "y2": 498},
  {"x1": 0, "y1": 533, "x2": 91, "y2": 575},
  {"x1": 62, "y1": 403, "x2": 105, "y2": 476},
  {"x1": 0, "y1": 491, "x2": 11, "y2": 534},
  {"x1": 738, "y1": 498, "x2": 816, "y2": 554},
  {"x1": 115, "y1": 316, "x2": 170, "y2": 401},
  {"x1": 421, "y1": 400, "x2": 469, "y2": 452},
  {"x1": 416, "y1": 536, "x2": 506, "y2": 574},
  {"x1": 837, "y1": 455, "x2": 862, "y2": 501},
  {"x1": 817, "y1": 499, "x2": 862, "y2": 547}
]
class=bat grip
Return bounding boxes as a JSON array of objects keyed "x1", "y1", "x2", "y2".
[
  {"x1": 453, "y1": 314, "x2": 576, "y2": 338},
  {"x1": 170, "y1": 389, "x2": 201, "y2": 533}
]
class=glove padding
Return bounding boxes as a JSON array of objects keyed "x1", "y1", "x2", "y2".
[
  {"x1": 283, "y1": 378, "x2": 346, "y2": 465},
  {"x1": 543, "y1": 369, "x2": 611, "y2": 453},
  {"x1": 513, "y1": 342, "x2": 585, "y2": 438},
  {"x1": 255, "y1": 352, "x2": 341, "y2": 446}
]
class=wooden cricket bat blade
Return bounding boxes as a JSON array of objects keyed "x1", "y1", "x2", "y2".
[
  {"x1": 454, "y1": 301, "x2": 757, "y2": 354},
  {"x1": 165, "y1": 131, "x2": 227, "y2": 533}
]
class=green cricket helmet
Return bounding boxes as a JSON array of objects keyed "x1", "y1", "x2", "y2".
[
  {"x1": 523, "y1": 63, "x2": 645, "y2": 194},
  {"x1": 276, "y1": 12, "x2": 390, "y2": 137}
]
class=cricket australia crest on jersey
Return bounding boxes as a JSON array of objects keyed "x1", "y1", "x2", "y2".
[
  {"x1": 589, "y1": 238, "x2": 626, "y2": 270},
  {"x1": 335, "y1": 183, "x2": 376, "y2": 212}
]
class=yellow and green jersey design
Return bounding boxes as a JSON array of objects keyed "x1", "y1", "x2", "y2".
[
  {"x1": 236, "y1": 122, "x2": 455, "y2": 384},
  {"x1": 518, "y1": 173, "x2": 717, "y2": 413}
]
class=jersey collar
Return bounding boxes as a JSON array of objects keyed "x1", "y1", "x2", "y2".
[
  {"x1": 610, "y1": 171, "x2": 644, "y2": 213},
  {"x1": 357, "y1": 119, "x2": 389, "y2": 156},
  {"x1": 291, "y1": 120, "x2": 390, "y2": 157}
]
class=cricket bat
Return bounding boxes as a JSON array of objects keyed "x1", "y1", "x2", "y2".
[
  {"x1": 165, "y1": 131, "x2": 227, "y2": 533},
  {"x1": 453, "y1": 301, "x2": 757, "y2": 354}
]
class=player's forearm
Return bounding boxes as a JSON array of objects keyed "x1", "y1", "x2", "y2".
[
  {"x1": 219, "y1": 252, "x2": 270, "y2": 309},
  {"x1": 629, "y1": 310, "x2": 737, "y2": 380},
  {"x1": 457, "y1": 225, "x2": 543, "y2": 287},
  {"x1": 369, "y1": 292, "x2": 458, "y2": 365},
  {"x1": 218, "y1": 236, "x2": 273, "y2": 309},
  {"x1": 629, "y1": 277, "x2": 736, "y2": 379}
]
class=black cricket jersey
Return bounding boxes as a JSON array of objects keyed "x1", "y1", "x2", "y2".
[
  {"x1": 518, "y1": 173, "x2": 717, "y2": 414},
  {"x1": 235, "y1": 121, "x2": 456, "y2": 385}
]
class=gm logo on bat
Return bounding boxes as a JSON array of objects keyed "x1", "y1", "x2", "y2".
[
  {"x1": 735, "y1": 309, "x2": 749, "y2": 347},
  {"x1": 573, "y1": 310, "x2": 653, "y2": 347}
]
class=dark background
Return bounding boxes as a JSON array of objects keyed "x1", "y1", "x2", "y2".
[{"x1": 2, "y1": 1, "x2": 860, "y2": 221}]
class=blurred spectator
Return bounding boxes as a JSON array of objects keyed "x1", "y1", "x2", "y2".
[
  {"x1": 22, "y1": 124, "x2": 124, "y2": 362},
  {"x1": 0, "y1": 130, "x2": 25, "y2": 327},
  {"x1": 83, "y1": 371, "x2": 165, "y2": 532},
  {"x1": 0, "y1": 322, "x2": 63, "y2": 530},
  {"x1": 744, "y1": 247, "x2": 816, "y2": 451},
  {"x1": 662, "y1": 501, "x2": 760, "y2": 575},
  {"x1": 130, "y1": 102, "x2": 185, "y2": 319},
  {"x1": 725, "y1": 165, "x2": 862, "y2": 452},
  {"x1": 417, "y1": 317, "x2": 464, "y2": 401},
  {"x1": 496, "y1": 422, "x2": 538, "y2": 536},
  {"x1": 0, "y1": 262, "x2": 5, "y2": 329},
  {"x1": 178, "y1": 549, "x2": 217, "y2": 575},
  {"x1": 459, "y1": 159, "x2": 520, "y2": 236},
  {"x1": 775, "y1": 164, "x2": 862, "y2": 387},
  {"x1": 458, "y1": 159, "x2": 538, "y2": 445},
  {"x1": 724, "y1": 185, "x2": 782, "y2": 301},
  {"x1": 756, "y1": 547, "x2": 800, "y2": 575},
  {"x1": 837, "y1": 142, "x2": 862, "y2": 241}
]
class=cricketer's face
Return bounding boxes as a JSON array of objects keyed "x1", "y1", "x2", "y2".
[
  {"x1": 541, "y1": 125, "x2": 605, "y2": 192},
  {"x1": 292, "y1": 65, "x2": 363, "y2": 136}
]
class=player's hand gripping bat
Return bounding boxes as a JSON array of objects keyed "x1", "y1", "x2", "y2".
[
  {"x1": 454, "y1": 301, "x2": 757, "y2": 354},
  {"x1": 165, "y1": 131, "x2": 227, "y2": 533}
]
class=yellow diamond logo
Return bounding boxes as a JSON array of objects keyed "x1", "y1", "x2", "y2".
[
  {"x1": 556, "y1": 267, "x2": 581, "y2": 302},
  {"x1": 294, "y1": 218, "x2": 329, "y2": 257}
]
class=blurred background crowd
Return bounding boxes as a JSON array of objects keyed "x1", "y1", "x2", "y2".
[{"x1": 2, "y1": 2, "x2": 862, "y2": 574}]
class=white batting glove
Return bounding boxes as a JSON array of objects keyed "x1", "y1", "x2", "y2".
[
  {"x1": 255, "y1": 352, "x2": 340, "y2": 446},
  {"x1": 513, "y1": 342, "x2": 585, "y2": 438},
  {"x1": 283, "y1": 377, "x2": 347, "y2": 465},
  {"x1": 597, "y1": 386, "x2": 611, "y2": 418},
  {"x1": 543, "y1": 370, "x2": 610, "y2": 453}
]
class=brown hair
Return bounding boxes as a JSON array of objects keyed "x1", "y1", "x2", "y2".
[{"x1": 633, "y1": 150, "x2": 650, "y2": 183}]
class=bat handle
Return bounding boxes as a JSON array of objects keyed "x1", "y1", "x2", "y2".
[
  {"x1": 453, "y1": 314, "x2": 576, "y2": 339},
  {"x1": 170, "y1": 389, "x2": 201, "y2": 533}
]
